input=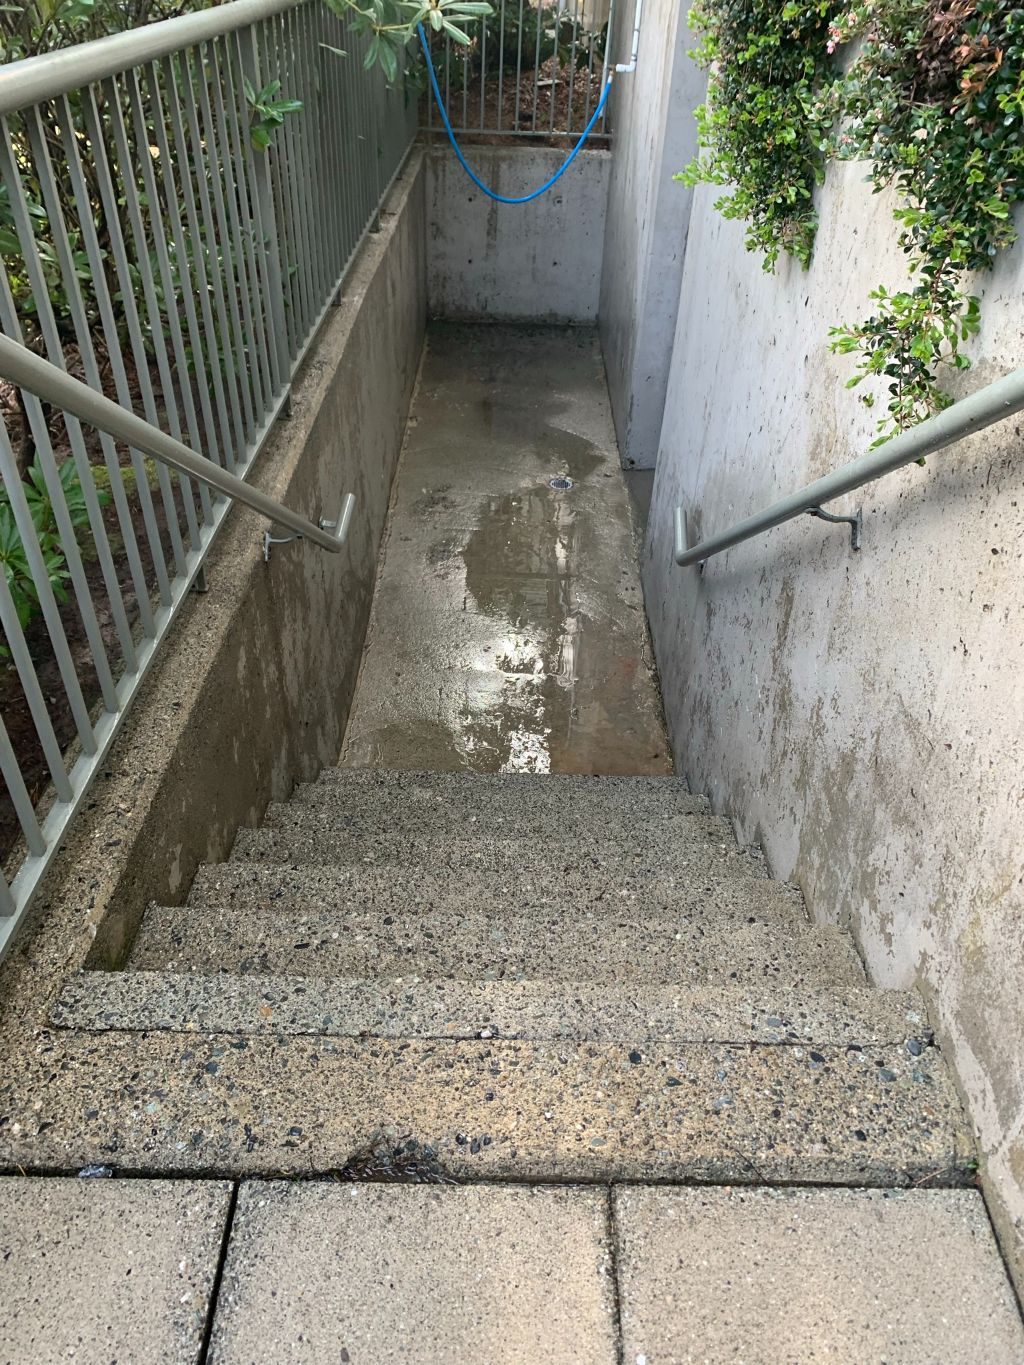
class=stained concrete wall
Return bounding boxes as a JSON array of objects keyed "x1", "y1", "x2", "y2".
[
  {"x1": 426, "y1": 145, "x2": 610, "y2": 322},
  {"x1": 37, "y1": 155, "x2": 428, "y2": 970},
  {"x1": 643, "y1": 163, "x2": 1024, "y2": 1289},
  {"x1": 598, "y1": 0, "x2": 703, "y2": 468}
]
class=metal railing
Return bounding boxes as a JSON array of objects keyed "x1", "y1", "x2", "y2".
[
  {"x1": 422, "y1": 0, "x2": 615, "y2": 141},
  {"x1": 674, "y1": 368, "x2": 1024, "y2": 568},
  {"x1": 0, "y1": 0, "x2": 417, "y2": 952}
]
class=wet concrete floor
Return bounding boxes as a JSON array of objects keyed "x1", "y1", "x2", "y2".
[{"x1": 341, "y1": 323, "x2": 672, "y2": 775}]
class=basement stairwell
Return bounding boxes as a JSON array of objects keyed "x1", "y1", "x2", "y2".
[{"x1": 16, "y1": 322, "x2": 1024, "y2": 1361}]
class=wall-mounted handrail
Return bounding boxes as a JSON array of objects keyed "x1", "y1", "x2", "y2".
[
  {"x1": 674, "y1": 367, "x2": 1024, "y2": 567},
  {"x1": 0, "y1": 335, "x2": 353, "y2": 553},
  {"x1": 0, "y1": 0, "x2": 301, "y2": 115}
]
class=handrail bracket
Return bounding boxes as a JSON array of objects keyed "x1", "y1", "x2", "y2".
[{"x1": 807, "y1": 505, "x2": 863, "y2": 552}]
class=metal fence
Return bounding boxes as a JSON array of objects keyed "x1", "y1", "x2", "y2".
[
  {"x1": 0, "y1": 0, "x2": 417, "y2": 952},
  {"x1": 421, "y1": 0, "x2": 615, "y2": 141}
]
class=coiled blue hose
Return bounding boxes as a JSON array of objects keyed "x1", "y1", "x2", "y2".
[{"x1": 417, "y1": 23, "x2": 613, "y2": 205}]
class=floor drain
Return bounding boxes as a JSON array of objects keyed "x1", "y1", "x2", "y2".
[{"x1": 548, "y1": 476, "x2": 573, "y2": 490}]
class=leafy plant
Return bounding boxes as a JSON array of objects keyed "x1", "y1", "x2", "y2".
[
  {"x1": 243, "y1": 78, "x2": 304, "y2": 152},
  {"x1": 323, "y1": 0, "x2": 492, "y2": 82},
  {"x1": 0, "y1": 459, "x2": 109, "y2": 647},
  {"x1": 678, "y1": 0, "x2": 838, "y2": 269},
  {"x1": 680, "y1": 0, "x2": 1024, "y2": 440},
  {"x1": 824, "y1": 0, "x2": 1024, "y2": 439}
]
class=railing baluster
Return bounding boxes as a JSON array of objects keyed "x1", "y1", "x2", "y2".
[
  {"x1": 0, "y1": 413, "x2": 97, "y2": 755},
  {"x1": 147, "y1": 62, "x2": 229, "y2": 470},
  {"x1": 86, "y1": 84, "x2": 191, "y2": 579},
  {"x1": 161, "y1": 53, "x2": 242, "y2": 465},
  {"x1": 0, "y1": 868, "x2": 15, "y2": 920},
  {"x1": 65, "y1": 93, "x2": 171, "y2": 612},
  {"x1": 598, "y1": 0, "x2": 614, "y2": 134},
  {"x1": 0, "y1": 710, "x2": 48, "y2": 859},
  {"x1": 214, "y1": 39, "x2": 279, "y2": 406},
  {"x1": 0, "y1": 539, "x2": 75, "y2": 803},
  {"x1": 104, "y1": 73, "x2": 203, "y2": 555},
  {"x1": 207, "y1": 40, "x2": 271, "y2": 425},
  {"x1": 235, "y1": 26, "x2": 290, "y2": 392},
  {"x1": 567, "y1": 0, "x2": 581, "y2": 133},
  {"x1": 177, "y1": 48, "x2": 252, "y2": 464},
  {"x1": 18, "y1": 109, "x2": 144, "y2": 672},
  {"x1": 283, "y1": 7, "x2": 318, "y2": 341},
  {"x1": 0, "y1": 133, "x2": 121, "y2": 712},
  {"x1": 124, "y1": 66, "x2": 214, "y2": 529},
  {"x1": 193, "y1": 44, "x2": 259, "y2": 446}
]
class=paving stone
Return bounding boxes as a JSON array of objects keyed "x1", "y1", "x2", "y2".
[
  {"x1": 51, "y1": 971, "x2": 925, "y2": 1044},
  {"x1": 613, "y1": 1185, "x2": 1024, "y2": 1364},
  {"x1": 208, "y1": 1181, "x2": 616, "y2": 1364},
  {"x1": 0, "y1": 1176, "x2": 232, "y2": 1364},
  {"x1": 126, "y1": 901, "x2": 865, "y2": 986}
]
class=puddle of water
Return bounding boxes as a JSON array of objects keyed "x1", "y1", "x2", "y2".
[{"x1": 341, "y1": 324, "x2": 672, "y2": 777}]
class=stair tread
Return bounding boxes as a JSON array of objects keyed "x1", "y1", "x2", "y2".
[
  {"x1": 127, "y1": 902, "x2": 866, "y2": 986},
  {"x1": 8, "y1": 1025, "x2": 975, "y2": 1188},
  {"x1": 293, "y1": 770, "x2": 710, "y2": 835},
  {"x1": 263, "y1": 799, "x2": 730, "y2": 845},
  {"x1": 188, "y1": 860, "x2": 808, "y2": 924},
  {"x1": 229, "y1": 826, "x2": 769, "y2": 881},
  {"x1": 52, "y1": 970, "x2": 928, "y2": 1045}
]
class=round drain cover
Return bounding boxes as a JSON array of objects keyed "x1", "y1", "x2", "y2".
[{"x1": 548, "y1": 476, "x2": 573, "y2": 490}]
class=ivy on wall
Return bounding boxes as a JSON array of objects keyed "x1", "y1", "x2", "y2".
[{"x1": 680, "y1": 0, "x2": 1024, "y2": 442}]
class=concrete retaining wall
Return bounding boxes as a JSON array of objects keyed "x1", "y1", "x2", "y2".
[
  {"x1": 643, "y1": 163, "x2": 1024, "y2": 1289},
  {"x1": 25, "y1": 155, "x2": 428, "y2": 972},
  {"x1": 426, "y1": 145, "x2": 610, "y2": 322},
  {"x1": 598, "y1": 0, "x2": 703, "y2": 468}
]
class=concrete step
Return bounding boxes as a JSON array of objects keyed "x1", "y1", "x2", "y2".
[
  {"x1": 294, "y1": 771, "x2": 710, "y2": 840},
  {"x1": 261, "y1": 798, "x2": 733, "y2": 852},
  {"x1": 127, "y1": 901, "x2": 866, "y2": 985},
  {"x1": 0, "y1": 1025, "x2": 976, "y2": 1191},
  {"x1": 187, "y1": 860, "x2": 809, "y2": 931},
  {"x1": 229, "y1": 825, "x2": 769, "y2": 883},
  {"x1": 52, "y1": 971, "x2": 926, "y2": 1045}
]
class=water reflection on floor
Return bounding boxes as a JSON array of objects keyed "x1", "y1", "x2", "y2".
[{"x1": 340, "y1": 323, "x2": 672, "y2": 775}]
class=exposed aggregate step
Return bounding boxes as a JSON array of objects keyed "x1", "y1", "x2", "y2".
[
  {"x1": 261, "y1": 798, "x2": 732, "y2": 853},
  {"x1": 187, "y1": 861, "x2": 810, "y2": 931},
  {"x1": 52, "y1": 971, "x2": 927, "y2": 1045},
  {"x1": 126, "y1": 901, "x2": 866, "y2": 986},
  {"x1": 228, "y1": 826, "x2": 770, "y2": 882},
  {"x1": 294, "y1": 770, "x2": 710, "y2": 837},
  {"x1": 0, "y1": 1030, "x2": 975, "y2": 1189}
]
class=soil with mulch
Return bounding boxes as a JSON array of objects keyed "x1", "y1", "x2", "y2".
[{"x1": 421, "y1": 56, "x2": 609, "y2": 145}]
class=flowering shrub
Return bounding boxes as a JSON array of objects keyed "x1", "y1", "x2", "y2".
[{"x1": 682, "y1": 0, "x2": 1024, "y2": 442}]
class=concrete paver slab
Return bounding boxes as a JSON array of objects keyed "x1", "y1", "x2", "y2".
[
  {"x1": 209, "y1": 1181, "x2": 616, "y2": 1364},
  {"x1": 613, "y1": 1184, "x2": 1024, "y2": 1364},
  {"x1": 0, "y1": 1176, "x2": 232, "y2": 1364}
]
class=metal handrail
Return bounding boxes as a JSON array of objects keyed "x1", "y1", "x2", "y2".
[
  {"x1": 0, "y1": 0, "x2": 300, "y2": 116},
  {"x1": 0, "y1": 334, "x2": 355, "y2": 553},
  {"x1": 674, "y1": 367, "x2": 1024, "y2": 567}
]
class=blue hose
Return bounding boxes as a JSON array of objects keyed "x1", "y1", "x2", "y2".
[{"x1": 417, "y1": 23, "x2": 613, "y2": 204}]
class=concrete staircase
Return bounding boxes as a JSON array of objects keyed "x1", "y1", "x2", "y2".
[{"x1": 54, "y1": 768, "x2": 976, "y2": 1188}]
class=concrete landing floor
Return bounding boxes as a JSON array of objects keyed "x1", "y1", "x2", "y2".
[
  {"x1": 341, "y1": 323, "x2": 672, "y2": 774},
  {"x1": 3, "y1": 1176, "x2": 1022, "y2": 1362}
]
